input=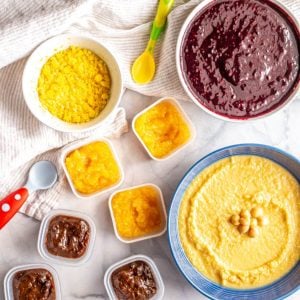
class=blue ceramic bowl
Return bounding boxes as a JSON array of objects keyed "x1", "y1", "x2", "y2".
[{"x1": 168, "y1": 144, "x2": 300, "y2": 300}]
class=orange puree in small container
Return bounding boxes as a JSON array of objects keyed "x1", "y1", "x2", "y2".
[
  {"x1": 111, "y1": 186, "x2": 163, "y2": 239},
  {"x1": 65, "y1": 141, "x2": 121, "y2": 194},
  {"x1": 134, "y1": 100, "x2": 192, "y2": 159}
]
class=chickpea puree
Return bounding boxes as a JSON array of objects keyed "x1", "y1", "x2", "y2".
[
  {"x1": 134, "y1": 100, "x2": 192, "y2": 159},
  {"x1": 179, "y1": 156, "x2": 300, "y2": 288},
  {"x1": 65, "y1": 141, "x2": 121, "y2": 194}
]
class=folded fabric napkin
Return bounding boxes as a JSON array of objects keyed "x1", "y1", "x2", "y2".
[{"x1": 0, "y1": 0, "x2": 299, "y2": 220}]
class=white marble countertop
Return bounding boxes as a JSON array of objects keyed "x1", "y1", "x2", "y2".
[{"x1": 0, "y1": 89, "x2": 299, "y2": 300}]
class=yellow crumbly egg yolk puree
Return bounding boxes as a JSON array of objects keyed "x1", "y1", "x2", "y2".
[
  {"x1": 179, "y1": 155, "x2": 300, "y2": 288},
  {"x1": 65, "y1": 141, "x2": 121, "y2": 194},
  {"x1": 111, "y1": 186, "x2": 163, "y2": 239},
  {"x1": 134, "y1": 100, "x2": 191, "y2": 158},
  {"x1": 37, "y1": 46, "x2": 111, "y2": 123}
]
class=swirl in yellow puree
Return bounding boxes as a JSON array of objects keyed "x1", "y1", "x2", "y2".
[{"x1": 179, "y1": 155, "x2": 300, "y2": 288}]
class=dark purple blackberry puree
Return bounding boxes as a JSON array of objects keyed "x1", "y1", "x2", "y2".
[{"x1": 182, "y1": 0, "x2": 299, "y2": 119}]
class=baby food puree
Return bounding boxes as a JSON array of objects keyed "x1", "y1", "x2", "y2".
[
  {"x1": 111, "y1": 260, "x2": 157, "y2": 299},
  {"x1": 111, "y1": 185, "x2": 164, "y2": 239},
  {"x1": 134, "y1": 99, "x2": 192, "y2": 159},
  {"x1": 182, "y1": 0, "x2": 299, "y2": 119},
  {"x1": 65, "y1": 141, "x2": 121, "y2": 195},
  {"x1": 45, "y1": 215, "x2": 90, "y2": 259},
  {"x1": 13, "y1": 269, "x2": 56, "y2": 300},
  {"x1": 179, "y1": 155, "x2": 300, "y2": 288},
  {"x1": 37, "y1": 46, "x2": 111, "y2": 123}
]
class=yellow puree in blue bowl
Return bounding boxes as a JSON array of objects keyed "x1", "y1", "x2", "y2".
[{"x1": 179, "y1": 155, "x2": 300, "y2": 288}]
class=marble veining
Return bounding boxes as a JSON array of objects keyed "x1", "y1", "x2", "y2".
[{"x1": 0, "y1": 89, "x2": 299, "y2": 300}]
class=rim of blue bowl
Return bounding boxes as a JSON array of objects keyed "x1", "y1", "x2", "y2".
[{"x1": 168, "y1": 143, "x2": 300, "y2": 300}]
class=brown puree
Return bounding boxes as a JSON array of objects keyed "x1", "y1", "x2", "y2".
[
  {"x1": 45, "y1": 215, "x2": 90, "y2": 258},
  {"x1": 13, "y1": 269, "x2": 55, "y2": 300},
  {"x1": 111, "y1": 260, "x2": 157, "y2": 300},
  {"x1": 182, "y1": 0, "x2": 300, "y2": 119}
]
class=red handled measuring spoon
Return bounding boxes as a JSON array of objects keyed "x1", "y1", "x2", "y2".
[{"x1": 0, "y1": 161, "x2": 58, "y2": 229}]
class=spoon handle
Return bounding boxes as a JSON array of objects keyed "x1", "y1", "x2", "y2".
[
  {"x1": 0, "y1": 188, "x2": 29, "y2": 229},
  {"x1": 147, "y1": 0, "x2": 174, "y2": 52}
]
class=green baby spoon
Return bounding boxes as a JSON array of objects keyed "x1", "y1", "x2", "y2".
[{"x1": 131, "y1": 0, "x2": 174, "y2": 84}]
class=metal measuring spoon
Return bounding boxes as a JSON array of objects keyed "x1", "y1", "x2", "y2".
[{"x1": 0, "y1": 161, "x2": 58, "y2": 229}]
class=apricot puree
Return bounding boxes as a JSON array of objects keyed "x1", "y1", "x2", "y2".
[
  {"x1": 65, "y1": 141, "x2": 121, "y2": 194},
  {"x1": 111, "y1": 186, "x2": 164, "y2": 239},
  {"x1": 134, "y1": 100, "x2": 192, "y2": 158}
]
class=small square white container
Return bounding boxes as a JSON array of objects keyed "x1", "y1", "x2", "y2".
[
  {"x1": 104, "y1": 254, "x2": 165, "y2": 300},
  {"x1": 132, "y1": 97, "x2": 196, "y2": 161},
  {"x1": 108, "y1": 183, "x2": 167, "y2": 243},
  {"x1": 61, "y1": 137, "x2": 124, "y2": 198},
  {"x1": 4, "y1": 263, "x2": 61, "y2": 300},
  {"x1": 37, "y1": 209, "x2": 96, "y2": 266}
]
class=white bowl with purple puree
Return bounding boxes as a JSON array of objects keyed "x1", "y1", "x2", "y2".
[{"x1": 176, "y1": 0, "x2": 300, "y2": 121}]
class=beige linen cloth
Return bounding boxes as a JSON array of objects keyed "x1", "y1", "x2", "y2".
[{"x1": 0, "y1": 0, "x2": 299, "y2": 220}]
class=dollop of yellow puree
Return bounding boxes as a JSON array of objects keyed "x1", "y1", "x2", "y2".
[
  {"x1": 37, "y1": 46, "x2": 111, "y2": 123},
  {"x1": 111, "y1": 186, "x2": 164, "y2": 239},
  {"x1": 65, "y1": 141, "x2": 121, "y2": 194},
  {"x1": 134, "y1": 100, "x2": 192, "y2": 158},
  {"x1": 179, "y1": 156, "x2": 300, "y2": 288}
]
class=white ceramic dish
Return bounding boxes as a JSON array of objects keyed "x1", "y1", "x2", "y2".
[
  {"x1": 37, "y1": 209, "x2": 96, "y2": 266},
  {"x1": 104, "y1": 254, "x2": 165, "y2": 300},
  {"x1": 22, "y1": 34, "x2": 123, "y2": 132},
  {"x1": 108, "y1": 183, "x2": 167, "y2": 243},
  {"x1": 132, "y1": 97, "x2": 195, "y2": 161},
  {"x1": 61, "y1": 137, "x2": 124, "y2": 199},
  {"x1": 176, "y1": 0, "x2": 300, "y2": 122},
  {"x1": 4, "y1": 263, "x2": 61, "y2": 300}
]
